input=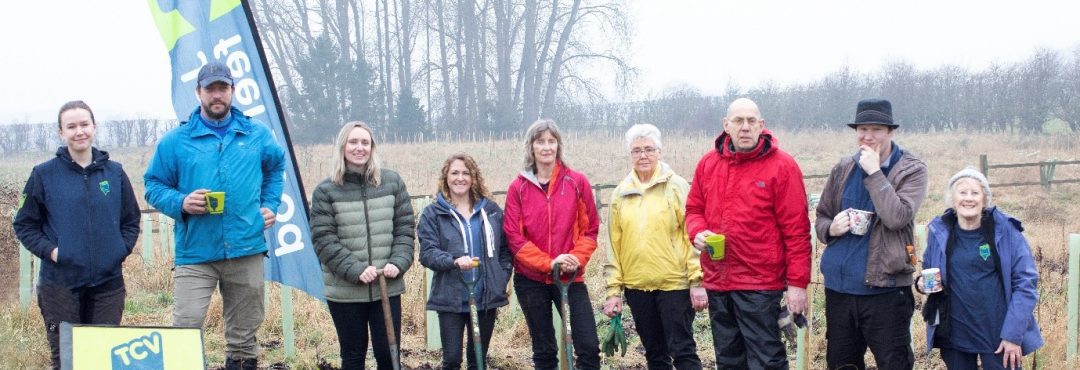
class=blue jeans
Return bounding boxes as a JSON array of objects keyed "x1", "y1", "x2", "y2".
[{"x1": 514, "y1": 274, "x2": 601, "y2": 370}]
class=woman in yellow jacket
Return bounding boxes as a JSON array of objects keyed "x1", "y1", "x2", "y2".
[{"x1": 602, "y1": 123, "x2": 705, "y2": 370}]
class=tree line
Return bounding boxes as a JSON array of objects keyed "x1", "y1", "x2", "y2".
[
  {"x1": 4, "y1": 1, "x2": 1079, "y2": 152},
  {"x1": 555, "y1": 47, "x2": 1080, "y2": 134},
  {"x1": 0, "y1": 118, "x2": 177, "y2": 154},
  {"x1": 3, "y1": 44, "x2": 1078, "y2": 153},
  {"x1": 253, "y1": 0, "x2": 633, "y2": 143},
  {"x1": 249, "y1": 0, "x2": 1079, "y2": 140}
]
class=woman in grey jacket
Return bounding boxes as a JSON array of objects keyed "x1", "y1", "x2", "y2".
[
  {"x1": 419, "y1": 153, "x2": 512, "y2": 370},
  {"x1": 310, "y1": 121, "x2": 415, "y2": 370}
]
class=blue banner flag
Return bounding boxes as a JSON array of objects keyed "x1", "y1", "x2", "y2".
[{"x1": 147, "y1": 0, "x2": 324, "y2": 299}]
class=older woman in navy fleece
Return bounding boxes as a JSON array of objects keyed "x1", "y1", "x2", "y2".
[{"x1": 922, "y1": 167, "x2": 1043, "y2": 370}]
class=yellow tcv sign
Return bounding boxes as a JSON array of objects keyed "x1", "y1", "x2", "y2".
[{"x1": 61, "y1": 323, "x2": 204, "y2": 370}]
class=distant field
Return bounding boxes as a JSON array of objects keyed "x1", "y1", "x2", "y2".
[{"x1": 1, "y1": 130, "x2": 1078, "y2": 369}]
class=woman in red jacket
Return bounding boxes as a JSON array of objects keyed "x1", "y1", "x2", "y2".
[{"x1": 503, "y1": 119, "x2": 601, "y2": 370}]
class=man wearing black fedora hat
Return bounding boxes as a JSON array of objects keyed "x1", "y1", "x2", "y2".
[{"x1": 814, "y1": 98, "x2": 929, "y2": 370}]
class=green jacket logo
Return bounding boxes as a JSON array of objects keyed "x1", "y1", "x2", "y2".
[
  {"x1": 100, "y1": 180, "x2": 111, "y2": 196},
  {"x1": 979, "y1": 244, "x2": 991, "y2": 261}
]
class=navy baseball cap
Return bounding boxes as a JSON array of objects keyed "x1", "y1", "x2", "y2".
[{"x1": 197, "y1": 62, "x2": 233, "y2": 88}]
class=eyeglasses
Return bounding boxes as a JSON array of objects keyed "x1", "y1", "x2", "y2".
[
  {"x1": 631, "y1": 147, "x2": 659, "y2": 157},
  {"x1": 729, "y1": 116, "x2": 760, "y2": 127}
]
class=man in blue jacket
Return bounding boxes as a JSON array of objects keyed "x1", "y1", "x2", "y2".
[{"x1": 144, "y1": 62, "x2": 285, "y2": 370}]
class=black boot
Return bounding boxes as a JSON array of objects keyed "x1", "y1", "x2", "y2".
[{"x1": 225, "y1": 357, "x2": 258, "y2": 370}]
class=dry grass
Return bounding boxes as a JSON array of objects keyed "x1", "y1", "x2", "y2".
[{"x1": 1, "y1": 130, "x2": 1079, "y2": 369}]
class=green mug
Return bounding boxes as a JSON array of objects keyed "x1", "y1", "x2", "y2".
[
  {"x1": 705, "y1": 234, "x2": 725, "y2": 260},
  {"x1": 206, "y1": 191, "x2": 225, "y2": 214}
]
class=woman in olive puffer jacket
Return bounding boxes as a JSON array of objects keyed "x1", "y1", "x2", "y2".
[{"x1": 310, "y1": 121, "x2": 415, "y2": 370}]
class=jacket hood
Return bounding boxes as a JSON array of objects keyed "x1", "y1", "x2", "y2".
[
  {"x1": 55, "y1": 146, "x2": 109, "y2": 171},
  {"x1": 185, "y1": 106, "x2": 253, "y2": 136},
  {"x1": 432, "y1": 192, "x2": 492, "y2": 215},
  {"x1": 517, "y1": 160, "x2": 564, "y2": 188},
  {"x1": 618, "y1": 161, "x2": 675, "y2": 196},
  {"x1": 933, "y1": 206, "x2": 1023, "y2": 234},
  {"x1": 715, "y1": 129, "x2": 777, "y2": 161}
]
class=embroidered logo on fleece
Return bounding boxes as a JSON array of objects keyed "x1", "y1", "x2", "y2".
[
  {"x1": 99, "y1": 180, "x2": 111, "y2": 196},
  {"x1": 979, "y1": 244, "x2": 990, "y2": 261}
]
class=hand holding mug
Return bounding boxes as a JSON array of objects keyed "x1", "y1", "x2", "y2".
[
  {"x1": 693, "y1": 230, "x2": 716, "y2": 252},
  {"x1": 454, "y1": 256, "x2": 476, "y2": 271},
  {"x1": 829, "y1": 210, "x2": 851, "y2": 237},
  {"x1": 183, "y1": 189, "x2": 210, "y2": 214}
]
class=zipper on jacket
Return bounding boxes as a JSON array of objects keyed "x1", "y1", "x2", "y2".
[
  {"x1": 360, "y1": 184, "x2": 375, "y2": 299},
  {"x1": 83, "y1": 171, "x2": 95, "y2": 284},
  {"x1": 545, "y1": 182, "x2": 554, "y2": 277},
  {"x1": 219, "y1": 141, "x2": 227, "y2": 260}
]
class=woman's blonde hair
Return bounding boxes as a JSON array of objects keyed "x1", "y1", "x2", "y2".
[
  {"x1": 437, "y1": 153, "x2": 492, "y2": 204},
  {"x1": 331, "y1": 121, "x2": 382, "y2": 187},
  {"x1": 522, "y1": 118, "x2": 565, "y2": 171}
]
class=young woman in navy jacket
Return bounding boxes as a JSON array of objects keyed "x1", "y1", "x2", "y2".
[{"x1": 13, "y1": 101, "x2": 141, "y2": 369}]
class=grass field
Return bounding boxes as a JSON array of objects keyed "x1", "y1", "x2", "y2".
[{"x1": 1, "y1": 129, "x2": 1078, "y2": 369}]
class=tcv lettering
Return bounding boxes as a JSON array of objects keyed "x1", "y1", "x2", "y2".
[{"x1": 110, "y1": 332, "x2": 164, "y2": 369}]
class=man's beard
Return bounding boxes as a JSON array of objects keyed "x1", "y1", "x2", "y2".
[{"x1": 202, "y1": 101, "x2": 229, "y2": 120}]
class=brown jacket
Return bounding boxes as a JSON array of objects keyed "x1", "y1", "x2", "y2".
[{"x1": 815, "y1": 149, "x2": 928, "y2": 288}]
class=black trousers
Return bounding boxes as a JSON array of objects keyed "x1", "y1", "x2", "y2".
[
  {"x1": 624, "y1": 288, "x2": 702, "y2": 370},
  {"x1": 514, "y1": 275, "x2": 601, "y2": 370},
  {"x1": 437, "y1": 308, "x2": 498, "y2": 370},
  {"x1": 327, "y1": 296, "x2": 402, "y2": 370},
  {"x1": 707, "y1": 290, "x2": 787, "y2": 370},
  {"x1": 38, "y1": 276, "x2": 126, "y2": 370},
  {"x1": 824, "y1": 287, "x2": 915, "y2": 370}
]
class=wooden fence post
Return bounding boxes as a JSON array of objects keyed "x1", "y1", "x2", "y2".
[
  {"x1": 980, "y1": 154, "x2": 989, "y2": 177},
  {"x1": 411, "y1": 196, "x2": 442, "y2": 350},
  {"x1": 1040, "y1": 160, "x2": 1058, "y2": 190}
]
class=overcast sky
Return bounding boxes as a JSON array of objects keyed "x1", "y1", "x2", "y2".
[{"x1": 1, "y1": 0, "x2": 1078, "y2": 123}]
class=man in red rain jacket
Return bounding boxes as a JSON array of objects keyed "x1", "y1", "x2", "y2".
[{"x1": 686, "y1": 98, "x2": 811, "y2": 370}]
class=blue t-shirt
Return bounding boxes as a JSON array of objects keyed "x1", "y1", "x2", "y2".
[
  {"x1": 198, "y1": 112, "x2": 233, "y2": 138},
  {"x1": 451, "y1": 199, "x2": 488, "y2": 312},
  {"x1": 821, "y1": 143, "x2": 903, "y2": 295},
  {"x1": 944, "y1": 227, "x2": 1006, "y2": 353}
]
